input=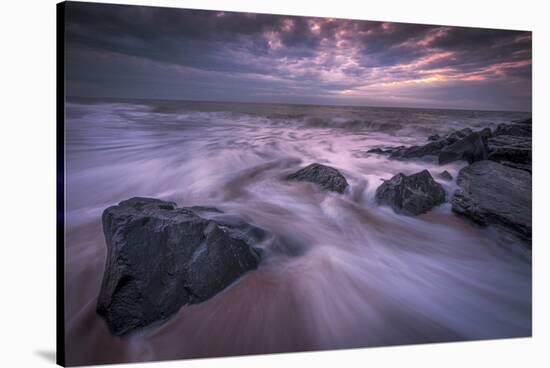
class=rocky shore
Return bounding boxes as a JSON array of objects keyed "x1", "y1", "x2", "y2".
[
  {"x1": 96, "y1": 118, "x2": 532, "y2": 336},
  {"x1": 367, "y1": 117, "x2": 531, "y2": 238}
]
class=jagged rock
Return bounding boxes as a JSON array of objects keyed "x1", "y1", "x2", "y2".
[
  {"x1": 452, "y1": 161, "x2": 532, "y2": 243},
  {"x1": 97, "y1": 197, "x2": 263, "y2": 336},
  {"x1": 438, "y1": 170, "x2": 453, "y2": 181},
  {"x1": 287, "y1": 163, "x2": 349, "y2": 193},
  {"x1": 428, "y1": 134, "x2": 441, "y2": 141},
  {"x1": 438, "y1": 132, "x2": 489, "y2": 164},
  {"x1": 375, "y1": 170, "x2": 446, "y2": 216}
]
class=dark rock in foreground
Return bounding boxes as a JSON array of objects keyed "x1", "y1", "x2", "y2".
[
  {"x1": 438, "y1": 131, "x2": 489, "y2": 164},
  {"x1": 97, "y1": 197, "x2": 262, "y2": 336},
  {"x1": 438, "y1": 170, "x2": 453, "y2": 181},
  {"x1": 375, "y1": 170, "x2": 446, "y2": 216},
  {"x1": 452, "y1": 161, "x2": 532, "y2": 243},
  {"x1": 287, "y1": 163, "x2": 349, "y2": 193}
]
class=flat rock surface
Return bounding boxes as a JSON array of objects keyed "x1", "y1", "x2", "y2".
[
  {"x1": 451, "y1": 161, "x2": 532, "y2": 243},
  {"x1": 97, "y1": 197, "x2": 262, "y2": 336}
]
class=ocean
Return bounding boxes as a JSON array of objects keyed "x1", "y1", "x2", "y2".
[{"x1": 64, "y1": 97, "x2": 531, "y2": 365}]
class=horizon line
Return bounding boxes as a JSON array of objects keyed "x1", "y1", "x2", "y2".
[{"x1": 66, "y1": 95, "x2": 532, "y2": 114}]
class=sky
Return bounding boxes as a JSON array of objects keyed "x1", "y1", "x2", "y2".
[{"x1": 64, "y1": 2, "x2": 532, "y2": 111}]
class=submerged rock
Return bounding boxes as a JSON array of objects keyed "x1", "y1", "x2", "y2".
[
  {"x1": 451, "y1": 161, "x2": 531, "y2": 243},
  {"x1": 375, "y1": 170, "x2": 446, "y2": 216},
  {"x1": 287, "y1": 163, "x2": 349, "y2": 193},
  {"x1": 438, "y1": 170, "x2": 453, "y2": 181},
  {"x1": 97, "y1": 197, "x2": 262, "y2": 336},
  {"x1": 438, "y1": 131, "x2": 489, "y2": 164}
]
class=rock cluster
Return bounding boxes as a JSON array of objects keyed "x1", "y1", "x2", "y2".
[
  {"x1": 368, "y1": 127, "x2": 490, "y2": 164},
  {"x1": 368, "y1": 121, "x2": 531, "y2": 172},
  {"x1": 367, "y1": 118, "x2": 531, "y2": 242}
]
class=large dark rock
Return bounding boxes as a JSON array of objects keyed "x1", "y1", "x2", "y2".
[
  {"x1": 451, "y1": 161, "x2": 532, "y2": 243},
  {"x1": 438, "y1": 131, "x2": 489, "y2": 164},
  {"x1": 287, "y1": 163, "x2": 349, "y2": 193},
  {"x1": 375, "y1": 170, "x2": 446, "y2": 216},
  {"x1": 97, "y1": 197, "x2": 263, "y2": 336},
  {"x1": 487, "y1": 121, "x2": 532, "y2": 172},
  {"x1": 487, "y1": 135, "x2": 532, "y2": 173}
]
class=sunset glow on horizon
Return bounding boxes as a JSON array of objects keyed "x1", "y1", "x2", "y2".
[{"x1": 65, "y1": 3, "x2": 532, "y2": 111}]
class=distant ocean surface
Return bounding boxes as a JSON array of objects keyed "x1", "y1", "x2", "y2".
[{"x1": 64, "y1": 97, "x2": 531, "y2": 365}]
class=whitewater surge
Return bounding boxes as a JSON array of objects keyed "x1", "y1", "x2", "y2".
[{"x1": 64, "y1": 98, "x2": 531, "y2": 365}]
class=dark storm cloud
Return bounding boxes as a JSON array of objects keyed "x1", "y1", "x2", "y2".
[{"x1": 64, "y1": 1, "x2": 532, "y2": 111}]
